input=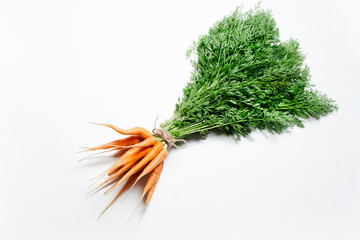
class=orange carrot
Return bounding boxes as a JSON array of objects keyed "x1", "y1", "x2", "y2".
[
  {"x1": 123, "y1": 148, "x2": 168, "y2": 197},
  {"x1": 98, "y1": 171, "x2": 141, "y2": 219},
  {"x1": 105, "y1": 142, "x2": 164, "y2": 194},
  {"x1": 136, "y1": 148, "x2": 168, "y2": 183},
  {"x1": 89, "y1": 161, "x2": 137, "y2": 194},
  {"x1": 123, "y1": 136, "x2": 157, "y2": 148},
  {"x1": 107, "y1": 147, "x2": 152, "y2": 176},
  {"x1": 90, "y1": 122, "x2": 152, "y2": 139},
  {"x1": 118, "y1": 162, "x2": 164, "y2": 225},
  {"x1": 84, "y1": 136, "x2": 143, "y2": 152},
  {"x1": 145, "y1": 162, "x2": 164, "y2": 205},
  {"x1": 105, "y1": 148, "x2": 141, "y2": 175},
  {"x1": 145, "y1": 184, "x2": 156, "y2": 205},
  {"x1": 106, "y1": 136, "x2": 157, "y2": 149}
]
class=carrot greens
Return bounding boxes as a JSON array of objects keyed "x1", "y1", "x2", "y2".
[{"x1": 161, "y1": 6, "x2": 337, "y2": 139}]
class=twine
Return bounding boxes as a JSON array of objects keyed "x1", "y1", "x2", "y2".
[{"x1": 152, "y1": 116, "x2": 187, "y2": 150}]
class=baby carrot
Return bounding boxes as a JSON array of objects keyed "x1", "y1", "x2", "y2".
[
  {"x1": 145, "y1": 184, "x2": 156, "y2": 205},
  {"x1": 90, "y1": 122, "x2": 152, "y2": 139},
  {"x1": 145, "y1": 162, "x2": 164, "y2": 205},
  {"x1": 124, "y1": 136, "x2": 157, "y2": 148},
  {"x1": 125, "y1": 149, "x2": 168, "y2": 196},
  {"x1": 89, "y1": 161, "x2": 137, "y2": 194},
  {"x1": 107, "y1": 147, "x2": 152, "y2": 175},
  {"x1": 84, "y1": 136, "x2": 143, "y2": 151},
  {"x1": 106, "y1": 142, "x2": 163, "y2": 194},
  {"x1": 136, "y1": 148, "x2": 168, "y2": 183}
]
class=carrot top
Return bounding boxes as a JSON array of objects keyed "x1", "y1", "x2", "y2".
[{"x1": 160, "y1": 4, "x2": 337, "y2": 140}]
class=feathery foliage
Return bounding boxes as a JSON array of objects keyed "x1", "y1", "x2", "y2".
[{"x1": 161, "y1": 5, "x2": 337, "y2": 140}]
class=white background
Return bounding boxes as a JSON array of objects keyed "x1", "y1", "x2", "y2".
[{"x1": 1, "y1": 0, "x2": 359, "y2": 239}]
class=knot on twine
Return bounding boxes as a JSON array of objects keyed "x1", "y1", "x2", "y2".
[
  {"x1": 152, "y1": 128, "x2": 186, "y2": 150},
  {"x1": 152, "y1": 117, "x2": 186, "y2": 150}
]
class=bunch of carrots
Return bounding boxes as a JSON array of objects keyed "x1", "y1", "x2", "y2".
[
  {"x1": 80, "y1": 5, "x2": 338, "y2": 219},
  {"x1": 81, "y1": 123, "x2": 168, "y2": 216}
]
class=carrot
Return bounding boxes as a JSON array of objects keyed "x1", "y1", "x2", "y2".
[
  {"x1": 107, "y1": 147, "x2": 144, "y2": 173},
  {"x1": 90, "y1": 122, "x2": 152, "y2": 139},
  {"x1": 98, "y1": 171, "x2": 141, "y2": 219},
  {"x1": 122, "y1": 136, "x2": 157, "y2": 148},
  {"x1": 142, "y1": 162, "x2": 164, "y2": 196},
  {"x1": 135, "y1": 148, "x2": 168, "y2": 184},
  {"x1": 145, "y1": 162, "x2": 164, "y2": 205},
  {"x1": 126, "y1": 162, "x2": 164, "y2": 214},
  {"x1": 83, "y1": 136, "x2": 143, "y2": 152},
  {"x1": 89, "y1": 161, "x2": 137, "y2": 194},
  {"x1": 145, "y1": 184, "x2": 156, "y2": 205},
  {"x1": 105, "y1": 142, "x2": 164, "y2": 194},
  {"x1": 89, "y1": 147, "x2": 152, "y2": 192},
  {"x1": 107, "y1": 147, "x2": 152, "y2": 175},
  {"x1": 122, "y1": 148, "x2": 168, "y2": 197},
  {"x1": 105, "y1": 136, "x2": 157, "y2": 149},
  {"x1": 119, "y1": 162, "x2": 165, "y2": 228}
]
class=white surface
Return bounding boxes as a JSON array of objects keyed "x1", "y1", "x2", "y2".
[{"x1": 1, "y1": 0, "x2": 359, "y2": 239}]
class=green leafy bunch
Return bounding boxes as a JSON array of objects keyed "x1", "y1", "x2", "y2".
[{"x1": 161, "y1": 5, "x2": 337, "y2": 140}]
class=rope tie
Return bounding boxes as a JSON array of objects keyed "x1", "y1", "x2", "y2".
[{"x1": 152, "y1": 117, "x2": 187, "y2": 150}]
